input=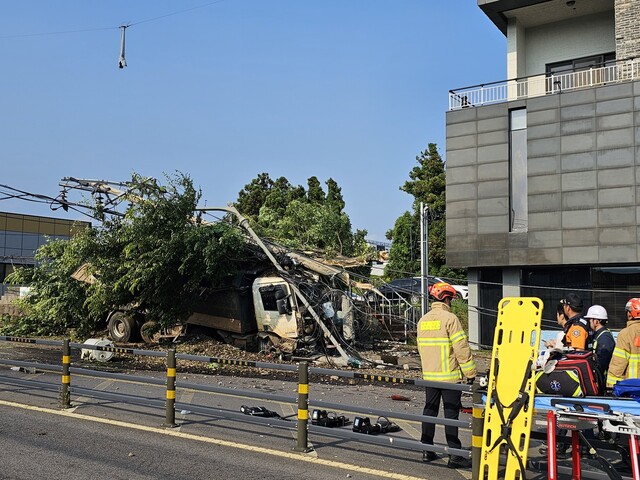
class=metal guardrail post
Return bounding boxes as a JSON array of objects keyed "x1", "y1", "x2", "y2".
[
  {"x1": 59, "y1": 338, "x2": 71, "y2": 408},
  {"x1": 163, "y1": 348, "x2": 177, "y2": 428},
  {"x1": 470, "y1": 380, "x2": 484, "y2": 480},
  {"x1": 293, "y1": 360, "x2": 312, "y2": 452}
]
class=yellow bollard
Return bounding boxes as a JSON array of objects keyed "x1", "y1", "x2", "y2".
[
  {"x1": 293, "y1": 361, "x2": 312, "y2": 452},
  {"x1": 163, "y1": 348, "x2": 177, "y2": 428},
  {"x1": 471, "y1": 380, "x2": 484, "y2": 480},
  {"x1": 60, "y1": 338, "x2": 71, "y2": 409}
]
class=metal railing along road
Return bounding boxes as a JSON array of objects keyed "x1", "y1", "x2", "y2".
[
  {"x1": 0, "y1": 336, "x2": 478, "y2": 472},
  {"x1": 449, "y1": 57, "x2": 640, "y2": 110}
]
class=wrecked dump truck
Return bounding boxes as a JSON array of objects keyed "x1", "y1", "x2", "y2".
[{"x1": 73, "y1": 205, "x2": 365, "y2": 364}]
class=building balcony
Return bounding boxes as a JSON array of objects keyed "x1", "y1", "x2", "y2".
[{"x1": 448, "y1": 58, "x2": 640, "y2": 111}]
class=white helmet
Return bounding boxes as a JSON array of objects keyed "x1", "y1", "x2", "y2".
[{"x1": 585, "y1": 305, "x2": 608, "y2": 321}]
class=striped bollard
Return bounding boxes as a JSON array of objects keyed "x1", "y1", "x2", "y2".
[
  {"x1": 294, "y1": 361, "x2": 312, "y2": 452},
  {"x1": 471, "y1": 380, "x2": 483, "y2": 480},
  {"x1": 163, "y1": 348, "x2": 177, "y2": 428},
  {"x1": 59, "y1": 338, "x2": 71, "y2": 409}
]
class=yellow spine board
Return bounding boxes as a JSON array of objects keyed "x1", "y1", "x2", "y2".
[{"x1": 479, "y1": 297, "x2": 543, "y2": 480}]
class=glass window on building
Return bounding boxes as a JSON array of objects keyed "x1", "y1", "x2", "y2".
[
  {"x1": 478, "y1": 268, "x2": 503, "y2": 348},
  {"x1": 546, "y1": 52, "x2": 616, "y2": 92},
  {"x1": 521, "y1": 266, "x2": 591, "y2": 330},
  {"x1": 591, "y1": 267, "x2": 640, "y2": 330},
  {"x1": 5, "y1": 232, "x2": 22, "y2": 250},
  {"x1": 509, "y1": 108, "x2": 527, "y2": 233}
]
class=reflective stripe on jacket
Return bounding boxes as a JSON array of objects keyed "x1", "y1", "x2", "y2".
[
  {"x1": 417, "y1": 301, "x2": 476, "y2": 383},
  {"x1": 607, "y1": 320, "x2": 640, "y2": 387}
]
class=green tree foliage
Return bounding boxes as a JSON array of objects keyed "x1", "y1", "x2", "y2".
[
  {"x1": 5, "y1": 173, "x2": 246, "y2": 337},
  {"x1": 385, "y1": 211, "x2": 420, "y2": 279},
  {"x1": 306, "y1": 176, "x2": 325, "y2": 205},
  {"x1": 386, "y1": 143, "x2": 464, "y2": 279},
  {"x1": 235, "y1": 172, "x2": 274, "y2": 219},
  {"x1": 235, "y1": 174, "x2": 371, "y2": 260}
]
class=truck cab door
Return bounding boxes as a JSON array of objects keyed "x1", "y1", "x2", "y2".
[{"x1": 252, "y1": 278, "x2": 298, "y2": 339}]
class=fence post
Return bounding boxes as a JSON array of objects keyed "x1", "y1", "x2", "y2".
[
  {"x1": 163, "y1": 348, "x2": 177, "y2": 428},
  {"x1": 471, "y1": 380, "x2": 484, "y2": 480},
  {"x1": 293, "y1": 360, "x2": 312, "y2": 452},
  {"x1": 59, "y1": 338, "x2": 71, "y2": 409}
]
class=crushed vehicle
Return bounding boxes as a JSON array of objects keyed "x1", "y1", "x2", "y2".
[{"x1": 69, "y1": 200, "x2": 368, "y2": 364}]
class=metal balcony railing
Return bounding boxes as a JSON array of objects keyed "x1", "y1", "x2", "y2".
[{"x1": 448, "y1": 58, "x2": 640, "y2": 110}]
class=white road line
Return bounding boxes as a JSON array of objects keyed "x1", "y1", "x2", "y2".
[{"x1": 0, "y1": 399, "x2": 428, "y2": 480}]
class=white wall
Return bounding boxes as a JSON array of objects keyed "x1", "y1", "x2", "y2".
[
  {"x1": 525, "y1": 12, "x2": 615, "y2": 75},
  {"x1": 507, "y1": 12, "x2": 615, "y2": 78}
]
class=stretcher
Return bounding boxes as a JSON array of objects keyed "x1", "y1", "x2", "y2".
[
  {"x1": 535, "y1": 396, "x2": 640, "y2": 480},
  {"x1": 478, "y1": 394, "x2": 640, "y2": 479}
]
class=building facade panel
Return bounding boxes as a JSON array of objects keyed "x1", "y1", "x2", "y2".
[
  {"x1": 598, "y1": 166, "x2": 635, "y2": 188},
  {"x1": 561, "y1": 151, "x2": 597, "y2": 171},
  {"x1": 560, "y1": 133, "x2": 596, "y2": 154},
  {"x1": 528, "y1": 155, "x2": 560, "y2": 176},
  {"x1": 561, "y1": 190, "x2": 598, "y2": 210},
  {"x1": 598, "y1": 185, "x2": 636, "y2": 206},
  {"x1": 529, "y1": 192, "x2": 561, "y2": 213},
  {"x1": 560, "y1": 118, "x2": 595, "y2": 136},
  {"x1": 529, "y1": 211, "x2": 561, "y2": 231},
  {"x1": 597, "y1": 146, "x2": 634, "y2": 168},
  {"x1": 562, "y1": 246, "x2": 599, "y2": 264},
  {"x1": 561, "y1": 170, "x2": 597, "y2": 192},
  {"x1": 562, "y1": 228, "x2": 599, "y2": 247}
]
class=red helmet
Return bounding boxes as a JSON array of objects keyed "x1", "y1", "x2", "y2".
[
  {"x1": 429, "y1": 282, "x2": 456, "y2": 301},
  {"x1": 626, "y1": 298, "x2": 640, "y2": 319}
]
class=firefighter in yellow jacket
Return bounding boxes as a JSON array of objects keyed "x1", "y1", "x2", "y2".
[
  {"x1": 607, "y1": 297, "x2": 640, "y2": 387},
  {"x1": 418, "y1": 282, "x2": 476, "y2": 469}
]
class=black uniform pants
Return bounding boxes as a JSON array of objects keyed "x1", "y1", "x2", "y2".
[{"x1": 421, "y1": 386, "x2": 462, "y2": 450}]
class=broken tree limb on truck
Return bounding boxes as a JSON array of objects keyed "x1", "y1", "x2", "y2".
[{"x1": 198, "y1": 206, "x2": 355, "y2": 365}]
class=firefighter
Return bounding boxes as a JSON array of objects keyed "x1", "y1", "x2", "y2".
[
  {"x1": 607, "y1": 298, "x2": 640, "y2": 387},
  {"x1": 418, "y1": 282, "x2": 476, "y2": 469}
]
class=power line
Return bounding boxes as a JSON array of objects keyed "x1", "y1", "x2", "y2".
[
  {"x1": 0, "y1": 26, "x2": 117, "y2": 40},
  {"x1": 129, "y1": 0, "x2": 226, "y2": 27},
  {"x1": 0, "y1": 0, "x2": 226, "y2": 40}
]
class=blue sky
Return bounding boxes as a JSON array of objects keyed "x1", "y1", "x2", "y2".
[{"x1": 1, "y1": 1, "x2": 505, "y2": 241}]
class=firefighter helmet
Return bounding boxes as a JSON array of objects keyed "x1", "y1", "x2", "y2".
[
  {"x1": 429, "y1": 282, "x2": 456, "y2": 301},
  {"x1": 625, "y1": 298, "x2": 640, "y2": 319}
]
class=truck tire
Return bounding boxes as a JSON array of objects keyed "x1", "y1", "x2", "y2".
[
  {"x1": 140, "y1": 321, "x2": 160, "y2": 344},
  {"x1": 108, "y1": 311, "x2": 138, "y2": 343}
]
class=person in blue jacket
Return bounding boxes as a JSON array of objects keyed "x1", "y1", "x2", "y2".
[{"x1": 584, "y1": 305, "x2": 615, "y2": 378}]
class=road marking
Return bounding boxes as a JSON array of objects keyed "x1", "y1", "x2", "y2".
[
  {"x1": 0, "y1": 399, "x2": 426, "y2": 480},
  {"x1": 69, "y1": 379, "x2": 114, "y2": 413}
]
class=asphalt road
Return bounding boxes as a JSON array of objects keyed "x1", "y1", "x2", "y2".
[
  {"x1": 0, "y1": 404, "x2": 390, "y2": 480},
  {"x1": 0, "y1": 341, "x2": 625, "y2": 480}
]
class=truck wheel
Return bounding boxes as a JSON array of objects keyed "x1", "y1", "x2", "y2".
[
  {"x1": 140, "y1": 321, "x2": 160, "y2": 344},
  {"x1": 108, "y1": 312, "x2": 137, "y2": 343}
]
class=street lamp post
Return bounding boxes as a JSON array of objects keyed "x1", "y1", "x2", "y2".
[{"x1": 420, "y1": 202, "x2": 429, "y2": 316}]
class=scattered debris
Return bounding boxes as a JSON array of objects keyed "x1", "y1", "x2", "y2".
[
  {"x1": 390, "y1": 394, "x2": 411, "y2": 401},
  {"x1": 10, "y1": 366, "x2": 37, "y2": 374}
]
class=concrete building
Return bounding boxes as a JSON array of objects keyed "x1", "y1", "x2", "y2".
[
  {"x1": 446, "y1": 0, "x2": 640, "y2": 347},
  {"x1": 0, "y1": 212, "x2": 89, "y2": 297}
]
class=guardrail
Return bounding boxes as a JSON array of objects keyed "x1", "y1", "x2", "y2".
[
  {"x1": 449, "y1": 58, "x2": 640, "y2": 110},
  {"x1": 0, "y1": 336, "x2": 479, "y2": 473}
]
